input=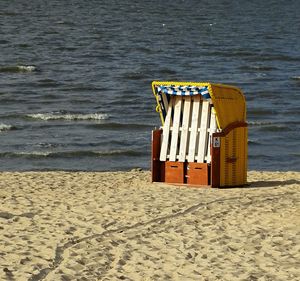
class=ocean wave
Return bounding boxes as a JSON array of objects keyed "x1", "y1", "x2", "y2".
[
  {"x1": 122, "y1": 72, "x2": 145, "y2": 81},
  {"x1": 290, "y1": 76, "x2": 300, "y2": 81},
  {"x1": 248, "y1": 154, "x2": 274, "y2": 160},
  {"x1": 26, "y1": 113, "x2": 109, "y2": 121},
  {"x1": 158, "y1": 68, "x2": 177, "y2": 75},
  {"x1": 252, "y1": 54, "x2": 300, "y2": 62},
  {"x1": 0, "y1": 39, "x2": 9, "y2": 44},
  {"x1": 248, "y1": 108, "x2": 275, "y2": 116},
  {"x1": 257, "y1": 125, "x2": 292, "y2": 132},
  {"x1": 289, "y1": 152, "x2": 300, "y2": 158},
  {"x1": 88, "y1": 122, "x2": 153, "y2": 130},
  {"x1": 0, "y1": 65, "x2": 37, "y2": 73},
  {"x1": 248, "y1": 139, "x2": 261, "y2": 145},
  {"x1": 248, "y1": 121, "x2": 274, "y2": 126},
  {"x1": 0, "y1": 151, "x2": 51, "y2": 158},
  {"x1": 0, "y1": 123, "x2": 16, "y2": 132},
  {"x1": 239, "y1": 65, "x2": 277, "y2": 71},
  {"x1": 248, "y1": 120, "x2": 300, "y2": 127},
  {"x1": 36, "y1": 142, "x2": 62, "y2": 148},
  {"x1": 0, "y1": 149, "x2": 142, "y2": 159}
]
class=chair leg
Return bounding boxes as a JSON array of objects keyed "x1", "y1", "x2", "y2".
[
  {"x1": 211, "y1": 135, "x2": 221, "y2": 188},
  {"x1": 152, "y1": 129, "x2": 162, "y2": 182}
]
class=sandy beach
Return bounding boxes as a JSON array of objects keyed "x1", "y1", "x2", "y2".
[{"x1": 0, "y1": 170, "x2": 299, "y2": 281}]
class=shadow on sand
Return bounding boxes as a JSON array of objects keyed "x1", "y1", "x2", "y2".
[
  {"x1": 220, "y1": 179, "x2": 300, "y2": 189},
  {"x1": 248, "y1": 179, "x2": 300, "y2": 188}
]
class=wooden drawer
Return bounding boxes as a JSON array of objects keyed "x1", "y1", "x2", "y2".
[
  {"x1": 187, "y1": 163, "x2": 210, "y2": 186},
  {"x1": 165, "y1": 161, "x2": 185, "y2": 184}
]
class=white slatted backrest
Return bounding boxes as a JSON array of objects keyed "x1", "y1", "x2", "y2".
[
  {"x1": 159, "y1": 96, "x2": 217, "y2": 163},
  {"x1": 178, "y1": 97, "x2": 191, "y2": 162},
  {"x1": 159, "y1": 98, "x2": 174, "y2": 161},
  {"x1": 169, "y1": 96, "x2": 182, "y2": 161},
  {"x1": 187, "y1": 95, "x2": 201, "y2": 162},
  {"x1": 197, "y1": 101, "x2": 210, "y2": 163}
]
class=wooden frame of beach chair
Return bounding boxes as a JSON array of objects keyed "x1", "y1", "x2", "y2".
[{"x1": 151, "y1": 81, "x2": 248, "y2": 188}]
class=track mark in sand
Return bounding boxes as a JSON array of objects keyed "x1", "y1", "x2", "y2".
[
  {"x1": 28, "y1": 191, "x2": 296, "y2": 281},
  {"x1": 0, "y1": 211, "x2": 39, "y2": 220}
]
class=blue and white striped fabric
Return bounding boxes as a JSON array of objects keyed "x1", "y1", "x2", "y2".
[{"x1": 157, "y1": 85, "x2": 211, "y2": 99}]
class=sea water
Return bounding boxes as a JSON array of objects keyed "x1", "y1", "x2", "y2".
[{"x1": 0, "y1": 0, "x2": 299, "y2": 171}]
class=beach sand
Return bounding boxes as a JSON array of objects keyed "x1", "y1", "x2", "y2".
[{"x1": 0, "y1": 170, "x2": 299, "y2": 281}]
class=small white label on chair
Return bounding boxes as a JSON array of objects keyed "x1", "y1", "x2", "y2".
[{"x1": 213, "y1": 137, "x2": 220, "y2": 148}]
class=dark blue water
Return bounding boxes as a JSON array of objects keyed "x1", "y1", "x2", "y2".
[{"x1": 0, "y1": 0, "x2": 299, "y2": 171}]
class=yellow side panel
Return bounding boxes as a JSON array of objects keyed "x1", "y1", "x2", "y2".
[
  {"x1": 209, "y1": 84, "x2": 246, "y2": 130},
  {"x1": 220, "y1": 127, "x2": 248, "y2": 186}
]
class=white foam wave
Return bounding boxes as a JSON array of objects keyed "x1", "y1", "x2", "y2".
[
  {"x1": 27, "y1": 113, "x2": 109, "y2": 121},
  {"x1": 248, "y1": 121, "x2": 274, "y2": 126},
  {"x1": 0, "y1": 123, "x2": 14, "y2": 132},
  {"x1": 17, "y1": 65, "x2": 37, "y2": 72},
  {"x1": 18, "y1": 151, "x2": 51, "y2": 157},
  {"x1": 0, "y1": 65, "x2": 37, "y2": 73}
]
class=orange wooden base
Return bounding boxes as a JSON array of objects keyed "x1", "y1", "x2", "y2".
[
  {"x1": 151, "y1": 121, "x2": 248, "y2": 188},
  {"x1": 151, "y1": 129, "x2": 213, "y2": 187}
]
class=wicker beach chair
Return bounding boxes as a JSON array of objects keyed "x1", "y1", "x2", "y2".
[{"x1": 151, "y1": 81, "x2": 248, "y2": 188}]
